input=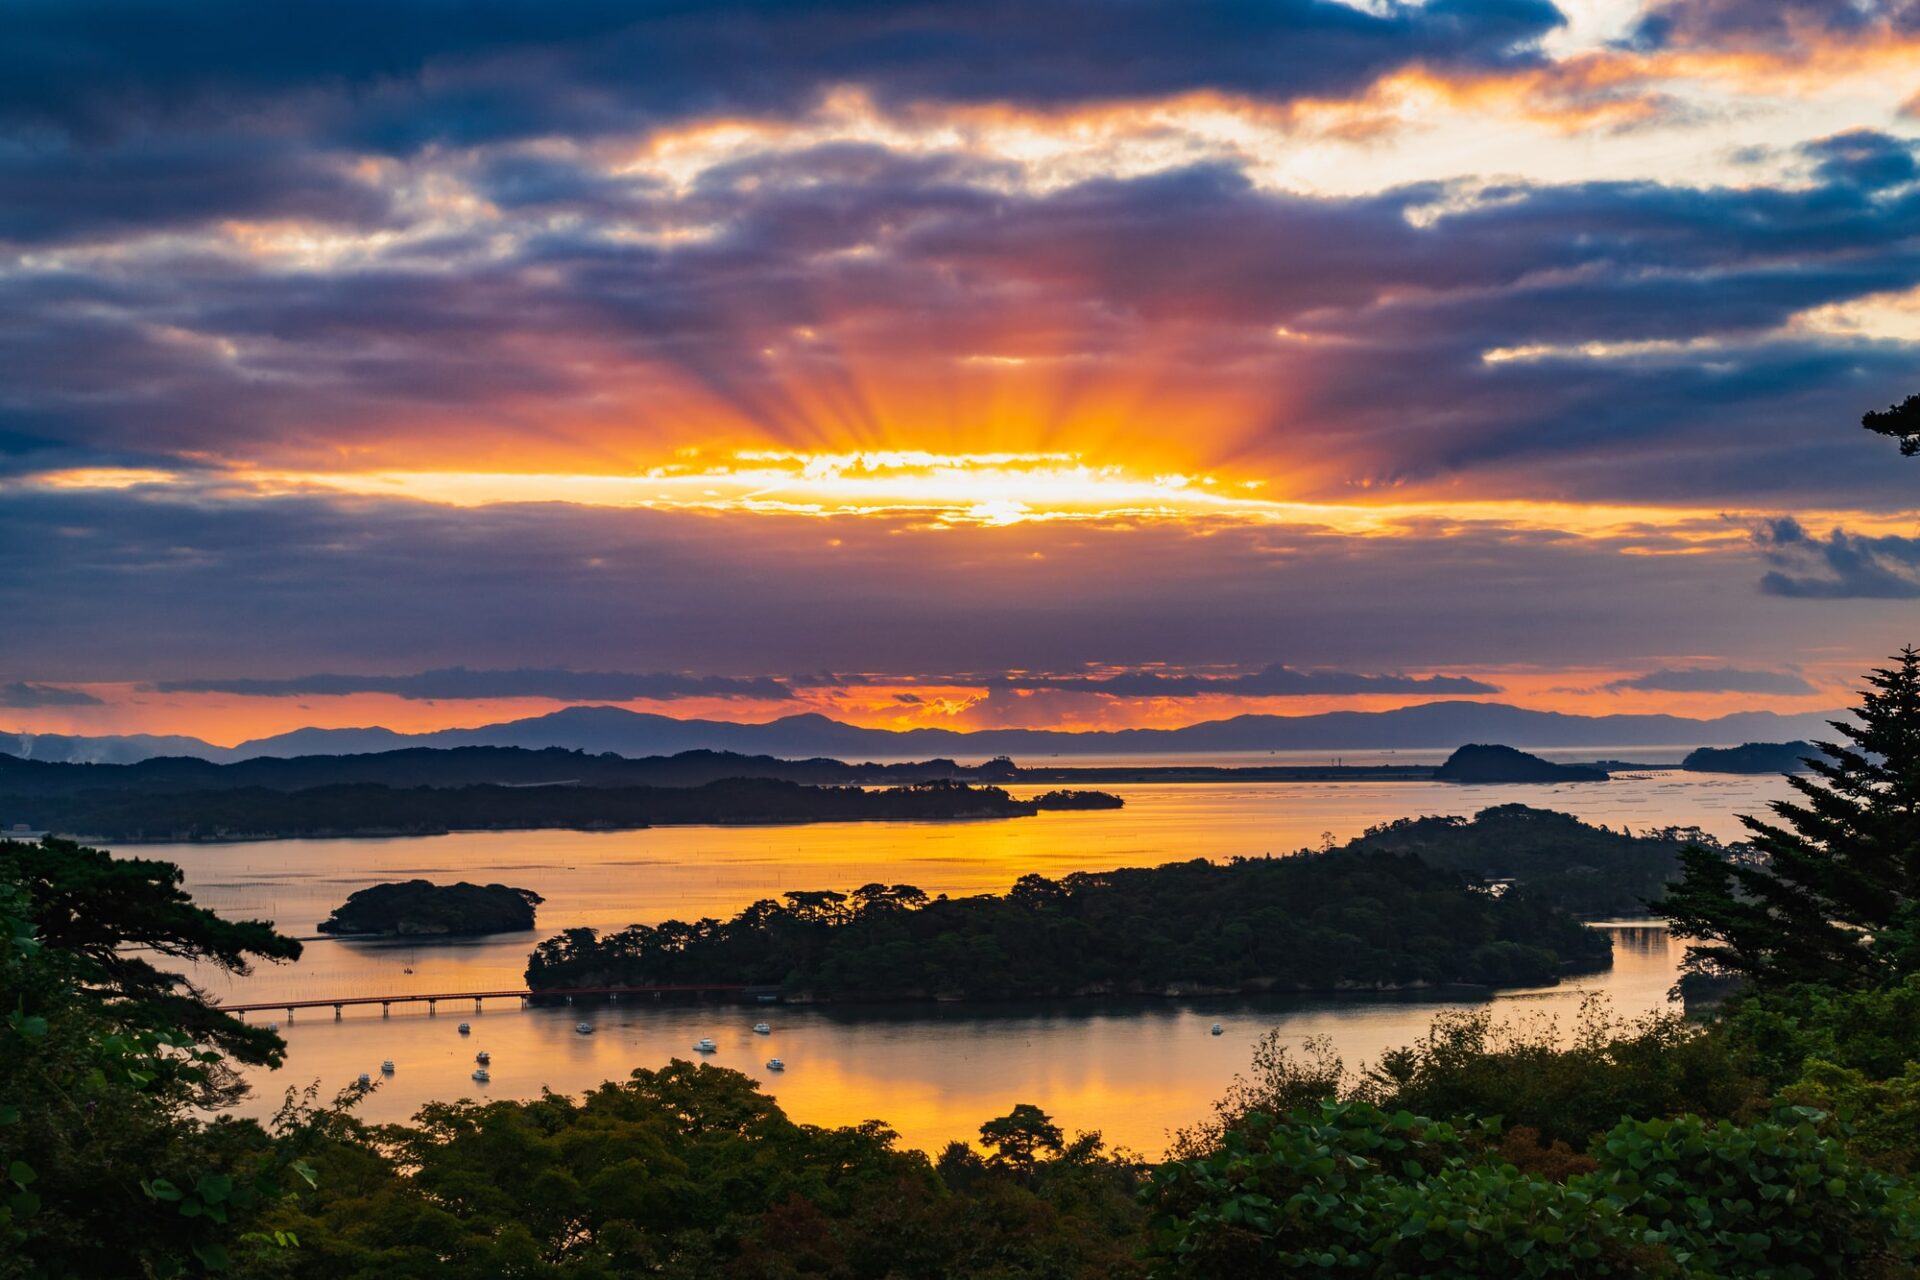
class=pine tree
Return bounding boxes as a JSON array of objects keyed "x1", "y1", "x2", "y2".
[{"x1": 1657, "y1": 647, "x2": 1920, "y2": 988}]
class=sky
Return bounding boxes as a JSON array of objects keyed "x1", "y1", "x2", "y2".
[{"x1": 4, "y1": 0, "x2": 1920, "y2": 744}]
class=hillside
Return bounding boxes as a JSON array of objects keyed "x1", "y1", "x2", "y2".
[
  {"x1": 6, "y1": 701, "x2": 1847, "y2": 764},
  {"x1": 0, "y1": 745, "x2": 1010, "y2": 797},
  {"x1": 1342, "y1": 804, "x2": 1720, "y2": 916},
  {"x1": 3, "y1": 778, "x2": 1114, "y2": 843}
]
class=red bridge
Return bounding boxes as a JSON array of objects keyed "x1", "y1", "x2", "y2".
[{"x1": 220, "y1": 984, "x2": 758, "y2": 1019}]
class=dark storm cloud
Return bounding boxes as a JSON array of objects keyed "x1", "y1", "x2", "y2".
[
  {"x1": 150, "y1": 667, "x2": 793, "y2": 701},
  {"x1": 0, "y1": 0, "x2": 1564, "y2": 148},
  {"x1": 1755, "y1": 517, "x2": 1920, "y2": 598},
  {"x1": 997, "y1": 665, "x2": 1500, "y2": 697},
  {"x1": 1603, "y1": 667, "x2": 1817, "y2": 695},
  {"x1": 0, "y1": 682, "x2": 104, "y2": 709}
]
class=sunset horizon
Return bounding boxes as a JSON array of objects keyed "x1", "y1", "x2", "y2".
[
  {"x1": 11, "y1": 5, "x2": 1920, "y2": 1272},
  {"x1": 6, "y1": 0, "x2": 1920, "y2": 749}
]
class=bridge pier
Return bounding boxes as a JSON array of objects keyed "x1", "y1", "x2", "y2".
[
  {"x1": 286, "y1": 1007, "x2": 295, "y2": 1023},
  {"x1": 473, "y1": 997, "x2": 482, "y2": 1011},
  {"x1": 381, "y1": 1002, "x2": 390, "y2": 1018},
  {"x1": 427, "y1": 998, "x2": 437, "y2": 1014},
  {"x1": 333, "y1": 1004, "x2": 343, "y2": 1020}
]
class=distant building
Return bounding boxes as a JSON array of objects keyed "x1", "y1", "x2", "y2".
[{"x1": 3, "y1": 822, "x2": 48, "y2": 840}]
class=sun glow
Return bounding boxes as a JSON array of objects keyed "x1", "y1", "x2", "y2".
[{"x1": 15, "y1": 454, "x2": 1918, "y2": 548}]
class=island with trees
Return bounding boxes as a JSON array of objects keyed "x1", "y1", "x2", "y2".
[
  {"x1": 0, "y1": 776, "x2": 1120, "y2": 842},
  {"x1": 525, "y1": 848, "x2": 1614, "y2": 1002},
  {"x1": 1431, "y1": 743, "x2": 1610, "y2": 783},
  {"x1": 1338, "y1": 803, "x2": 1717, "y2": 917},
  {"x1": 10, "y1": 649, "x2": 1920, "y2": 1276},
  {"x1": 316, "y1": 880, "x2": 543, "y2": 936},
  {"x1": 1682, "y1": 740, "x2": 1823, "y2": 773}
]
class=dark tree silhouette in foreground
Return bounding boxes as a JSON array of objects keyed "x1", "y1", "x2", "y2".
[
  {"x1": 1657, "y1": 648, "x2": 1920, "y2": 988},
  {"x1": 1862, "y1": 394, "x2": 1920, "y2": 455}
]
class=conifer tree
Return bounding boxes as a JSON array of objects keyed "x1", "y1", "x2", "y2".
[{"x1": 1658, "y1": 647, "x2": 1920, "y2": 987}]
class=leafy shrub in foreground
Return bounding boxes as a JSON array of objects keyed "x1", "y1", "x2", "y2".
[{"x1": 1146, "y1": 1101, "x2": 1919, "y2": 1279}]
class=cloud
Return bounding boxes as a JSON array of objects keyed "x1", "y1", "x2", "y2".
[
  {"x1": 1631, "y1": 0, "x2": 1920, "y2": 52},
  {"x1": 0, "y1": 484, "x2": 1831, "y2": 682},
  {"x1": 6, "y1": 126, "x2": 1920, "y2": 514},
  {"x1": 1755, "y1": 517, "x2": 1920, "y2": 598},
  {"x1": 150, "y1": 667, "x2": 793, "y2": 701},
  {"x1": 0, "y1": 681, "x2": 103, "y2": 708},
  {"x1": 1603, "y1": 666, "x2": 1817, "y2": 694},
  {"x1": 1801, "y1": 130, "x2": 1920, "y2": 191},
  {"x1": 998, "y1": 664, "x2": 1500, "y2": 697},
  {"x1": 0, "y1": 1, "x2": 1564, "y2": 149}
]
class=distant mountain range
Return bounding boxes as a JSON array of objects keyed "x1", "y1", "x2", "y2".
[{"x1": 4, "y1": 701, "x2": 1847, "y2": 765}]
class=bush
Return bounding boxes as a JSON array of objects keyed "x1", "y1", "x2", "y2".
[{"x1": 1146, "y1": 1102, "x2": 1919, "y2": 1279}]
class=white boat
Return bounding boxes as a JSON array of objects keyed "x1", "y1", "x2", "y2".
[
  {"x1": 357, "y1": 1072, "x2": 371, "y2": 1085},
  {"x1": 1209, "y1": 1023, "x2": 1224, "y2": 1036},
  {"x1": 752, "y1": 1022, "x2": 771, "y2": 1035},
  {"x1": 693, "y1": 1038, "x2": 717, "y2": 1053},
  {"x1": 475, "y1": 1050, "x2": 490, "y2": 1064},
  {"x1": 765, "y1": 1058, "x2": 785, "y2": 1072},
  {"x1": 266, "y1": 1022, "x2": 279, "y2": 1033},
  {"x1": 575, "y1": 1022, "x2": 594, "y2": 1035},
  {"x1": 457, "y1": 1022, "x2": 471, "y2": 1035},
  {"x1": 380, "y1": 1060, "x2": 395, "y2": 1074},
  {"x1": 471, "y1": 1068, "x2": 490, "y2": 1083}
]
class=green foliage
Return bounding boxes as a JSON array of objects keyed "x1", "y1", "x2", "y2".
[
  {"x1": 1147, "y1": 1101, "x2": 1918, "y2": 1278},
  {"x1": 1346, "y1": 805, "x2": 1713, "y2": 917},
  {"x1": 1657, "y1": 647, "x2": 1920, "y2": 989},
  {"x1": 1359, "y1": 1001, "x2": 1763, "y2": 1151},
  {"x1": 0, "y1": 836, "x2": 301, "y2": 1072},
  {"x1": 979, "y1": 1104, "x2": 1067, "y2": 1174},
  {"x1": 527, "y1": 851, "x2": 1612, "y2": 1000},
  {"x1": 1587, "y1": 1109, "x2": 1918, "y2": 1279},
  {"x1": 1722, "y1": 979, "x2": 1920, "y2": 1087},
  {"x1": 1862, "y1": 392, "x2": 1920, "y2": 456},
  {"x1": 0, "y1": 842, "x2": 314, "y2": 1277},
  {"x1": 252, "y1": 1065, "x2": 1148, "y2": 1278},
  {"x1": 1148, "y1": 1101, "x2": 1653, "y2": 1277},
  {"x1": 1180, "y1": 999, "x2": 1764, "y2": 1157}
]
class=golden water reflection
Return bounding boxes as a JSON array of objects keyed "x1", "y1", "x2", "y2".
[{"x1": 139, "y1": 770, "x2": 1767, "y2": 1155}]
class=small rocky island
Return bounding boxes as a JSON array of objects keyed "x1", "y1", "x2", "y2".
[
  {"x1": 1434, "y1": 744, "x2": 1609, "y2": 784},
  {"x1": 318, "y1": 879, "x2": 543, "y2": 936}
]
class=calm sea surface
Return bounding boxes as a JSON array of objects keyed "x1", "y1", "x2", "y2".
[{"x1": 145, "y1": 763, "x2": 1794, "y2": 1155}]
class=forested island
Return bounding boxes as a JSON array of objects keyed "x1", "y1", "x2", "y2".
[
  {"x1": 12, "y1": 652, "x2": 1920, "y2": 1277},
  {"x1": 1340, "y1": 804, "x2": 1719, "y2": 916},
  {"x1": 0, "y1": 745, "x2": 1021, "y2": 796},
  {"x1": 525, "y1": 848, "x2": 1612, "y2": 1002},
  {"x1": 316, "y1": 880, "x2": 543, "y2": 936},
  {"x1": 4, "y1": 778, "x2": 1118, "y2": 842},
  {"x1": 1682, "y1": 740, "x2": 1823, "y2": 773}
]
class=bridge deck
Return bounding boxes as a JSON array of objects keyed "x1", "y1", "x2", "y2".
[{"x1": 219, "y1": 984, "x2": 751, "y2": 1014}]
